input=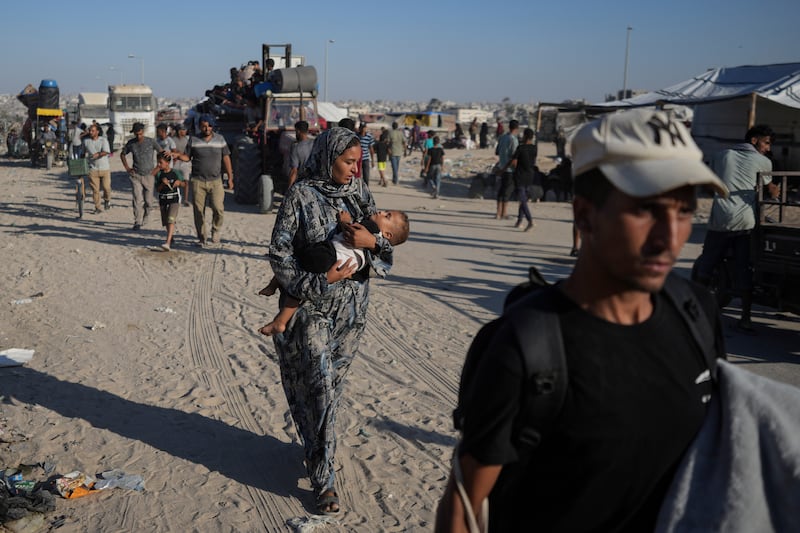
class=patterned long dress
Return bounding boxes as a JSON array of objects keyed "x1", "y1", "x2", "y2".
[{"x1": 268, "y1": 128, "x2": 393, "y2": 495}]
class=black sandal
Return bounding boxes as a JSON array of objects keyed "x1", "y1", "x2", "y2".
[{"x1": 316, "y1": 489, "x2": 340, "y2": 515}]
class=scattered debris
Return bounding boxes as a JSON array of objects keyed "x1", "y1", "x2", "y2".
[
  {"x1": 54, "y1": 471, "x2": 96, "y2": 499},
  {"x1": 0, "y1": 464, "x2": 57, "y2": 526},
  {"x1": 94, "y1": 470, "x2": 144, "y2": 492},
  {"x1": 286, "y1": 515, "x2": 339, "y2": 532},
  {"x1": 0, "y1": 349, "x2": 34, "y2": 367},
  {"x1": 10, "y1": 292, "x2": 43, "y2": 306}
]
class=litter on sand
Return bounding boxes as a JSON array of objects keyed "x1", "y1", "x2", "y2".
[
  {"x1": 54, "y1": 471, "x2": 97, "y2": 499},
  {"x1": 0, "y1": 349, "x2": 34, "y2": 367},
  {"x1": 11, "y1": 292, "x2": 44, "y2": 305},
  {"x1": 286, "y1": 515, "x2": 339, "y2": 532},
  {"x1": 94, "y1": 469, "x2": 145, "y2": 492}
]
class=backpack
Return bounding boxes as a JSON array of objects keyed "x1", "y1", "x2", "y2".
[{"x1": 453, "y1": 266, "x2": 718, "y2": 456}]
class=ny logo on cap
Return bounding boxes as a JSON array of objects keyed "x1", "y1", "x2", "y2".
[{"x1": 647, "y1": 116, "x2": 687, "y2": 147}]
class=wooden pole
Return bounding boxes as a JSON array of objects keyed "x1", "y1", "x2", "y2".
[
  {"x1": 536, "y1": 106, "x2": 543, "y2": 133},
  {"x1": 747, "y1": 92, "x2": 757, "y2": 129}
]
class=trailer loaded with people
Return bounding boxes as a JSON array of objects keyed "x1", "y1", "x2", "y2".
[{"x1": 191, "y1": 43, "x2": 320, "y2": 212}]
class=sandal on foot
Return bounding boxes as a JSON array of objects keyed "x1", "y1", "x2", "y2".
[
  {"x1": 736, "y1": 318, "x2": 757, "y2": 335},
  {"x1": 316, "y1": 490, "x2": 340, "y2": 515}
]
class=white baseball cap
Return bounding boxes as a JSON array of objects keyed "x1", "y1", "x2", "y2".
[{"x1": 571, "y1": 109, "x2": 728, "y2": 198}]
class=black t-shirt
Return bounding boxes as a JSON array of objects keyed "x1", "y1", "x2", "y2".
[
  {"x1": 428, "y1": 146, "x2": 444, "y2": 166},
  {"x1": 458, "y1": 284, "x2": 721, "y2": 532},
  {"x1": 512, "y1": 143, "x2": 538, "y2": 187},
  {"x1": 374, "y1": 140, "x2": 389, "y2": 162}
]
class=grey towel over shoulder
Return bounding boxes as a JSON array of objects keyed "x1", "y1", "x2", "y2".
[{"x1": 656, "y1": 359, "x2": 800, "y2": 533}]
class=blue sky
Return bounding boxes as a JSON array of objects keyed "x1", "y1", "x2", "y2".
[{"x1": 1, "y1": 0, "x2": 796, "y2": 104}]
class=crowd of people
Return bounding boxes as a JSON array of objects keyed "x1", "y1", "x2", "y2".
[
  {"x1": 257, "y1": 109, "x2": 786, "y2": 526},
  {"x1": 18, "y1": 104, "x2": 788, "y2": 526}
]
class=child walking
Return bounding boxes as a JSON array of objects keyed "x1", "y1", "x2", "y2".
[{"x1": 155, "y1": 152, "x2": 184, "y2": 251}]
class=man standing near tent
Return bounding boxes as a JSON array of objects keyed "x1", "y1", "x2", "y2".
[{"x1": 692, "y1": 124, "x2": 779, "y2": 331}]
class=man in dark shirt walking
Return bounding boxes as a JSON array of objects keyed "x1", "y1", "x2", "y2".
[{"x1": 424, "y1": 136, "x2": 445, "y2": 199}]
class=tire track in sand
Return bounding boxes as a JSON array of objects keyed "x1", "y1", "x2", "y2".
[
  {"x1": 363, "y1": 290, "x2": 462, "y2": 406},
  {"x1": 187, "y1": 252, "x2": 303, "y2": 530},
  {"x1": 329, "y1": 288, "x2": 470, "y2": 529}
]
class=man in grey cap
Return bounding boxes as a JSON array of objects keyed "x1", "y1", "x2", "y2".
[
  {"x1": 121, "y1": 122, "x2": 161, "y2": 230},
  {"x1": 437, "y1": 109, "x2": 729, "y2": 533}
]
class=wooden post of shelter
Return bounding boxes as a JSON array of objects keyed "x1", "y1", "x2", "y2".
[
  {"x1": 747, "y1": 92, "x2": 757, "y2": 129},
  {"x1": 536, "y1": 106, "x2": 543, "y2": 133}
]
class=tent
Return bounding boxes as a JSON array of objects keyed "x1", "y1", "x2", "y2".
[
  {"x1": 589, "y1": 63, "x2": 800, "y2": 167},
  {"x1": 592, "y1": 63, "x2": 800, "y2": 110},
  {"x1": 316, "y1": 101, "x2": 348, "y2": 125}
]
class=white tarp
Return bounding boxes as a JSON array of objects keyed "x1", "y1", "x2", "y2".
[
  {"x1": 593, "y1": 63, "x2": 800, "y2": 110},
  {"x1": 316, "y1": 101, "x2": 348, "y2": 124}
]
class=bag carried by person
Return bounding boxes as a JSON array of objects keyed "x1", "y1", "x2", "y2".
[{"x1": 159, "y1": 189, "x2": 180, "y2": 205}]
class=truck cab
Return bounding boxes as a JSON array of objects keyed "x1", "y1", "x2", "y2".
[
  {"x1": 77, "y1": 92, "x2": 109, "y2": 130},
  {"x1": 108, "y1": 84, "x2": 156, "y2": 150}
]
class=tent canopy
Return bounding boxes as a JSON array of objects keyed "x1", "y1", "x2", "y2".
[
  {"x1": 316, "y1": 101, "x2": 348, "y2": 124},
  {"x1": 592, "y1": 62, "x2": 800, "y2": 110}
]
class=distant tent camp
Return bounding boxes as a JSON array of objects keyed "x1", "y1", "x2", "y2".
[{"x1": 589, "y1": 62, "x2": 800, "y2": 167}]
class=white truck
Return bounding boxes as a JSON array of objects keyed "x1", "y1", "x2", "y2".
[
  {"x1": 77, "y1": 92, "x2": 109, "y2": 130},
  {"x1": 108, "y1": 84, "x2": 156, "y2": 150}
]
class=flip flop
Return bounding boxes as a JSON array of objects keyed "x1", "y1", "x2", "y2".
[{"x1": 316, "y1": 490, "x2": 339, "y2": 515}]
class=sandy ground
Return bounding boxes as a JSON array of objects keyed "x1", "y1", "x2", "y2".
[{"x1": 1, "y1": 143, "x2": 798, "y2": 532}]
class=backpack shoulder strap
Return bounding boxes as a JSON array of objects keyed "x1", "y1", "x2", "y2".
[
  {"x1": 662, "y1": 273, "x2": 718, "y2": 380},
  {"x1": 505, "y1": 285, "x2": 567, "y2": 451}
]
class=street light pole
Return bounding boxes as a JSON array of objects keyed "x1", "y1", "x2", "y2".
[
  {"x1": 622, "y1": 26, "x2": 633, "y2": 100},
  {"x1": 128, "y1": 54, "x2": 144, "y2": 84},
  {"x1": 324, "y1": 39, "x2": 334, "y2": 101}
]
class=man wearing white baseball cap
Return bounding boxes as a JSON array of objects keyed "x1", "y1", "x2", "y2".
[{"x1": 437, "y1": 109, "x2": 729, "y2": 533}]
